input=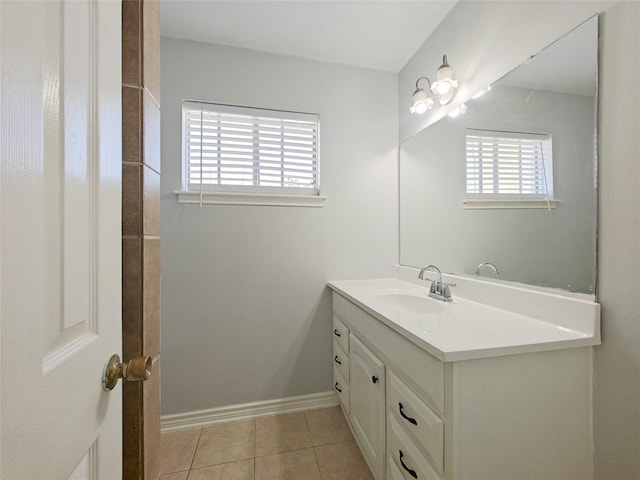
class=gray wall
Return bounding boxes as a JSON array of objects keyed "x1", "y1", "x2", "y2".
[
  {"x1": 596, "y1": 2, "x2": 640, "y2": 477},
  {"x1": 400, "y1": 85, "x2": 596, "y2": 293},
  {"x1": 399, "y1": 1, "x2": 639, "y2": 477},
  {"x1": 160, "y1": 38, "x2": 398, "y2": 414}
]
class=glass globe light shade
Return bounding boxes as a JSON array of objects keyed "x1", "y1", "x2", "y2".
[
  {"x1": 409, "y1": 89, "x2": 434, "y2": 114},
  {"x1": 414, "y1": 101, "x2": 429, "y2": 114},
  {"x1": 431, "y1": 59, "x2": 459, "y2": 99}
]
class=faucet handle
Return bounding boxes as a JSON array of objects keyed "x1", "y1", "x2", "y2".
[
  {"x1": 433, "y1": 280, "x2": 447, "y2": 296},
  {"x1": 442, "y1": 283, "x2": 454, "y2": 301}
]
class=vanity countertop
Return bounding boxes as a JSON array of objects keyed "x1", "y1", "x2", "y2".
[{"x1": 328, "y1": 274, "x2": 600, "y2": 362}]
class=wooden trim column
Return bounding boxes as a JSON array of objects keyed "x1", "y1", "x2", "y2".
[{"x1": 122, "y1": 1, "x2": 161, "y2": 478}]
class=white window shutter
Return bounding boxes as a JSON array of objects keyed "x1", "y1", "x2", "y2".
[{"x1": 183, "y1": 101, "x2": 320, "y2": 195}]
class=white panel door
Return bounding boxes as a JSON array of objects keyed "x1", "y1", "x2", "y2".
[{"x1": 1, "y1": 1, "x2": 122, "y2": 478}]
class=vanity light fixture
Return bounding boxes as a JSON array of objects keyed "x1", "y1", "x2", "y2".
[
  {"x1": 410, "y1": 54, "x2": 459, "y2": 114},
  {"x1": 409, "y1": 77, "x2": 435, "y2": 114}
]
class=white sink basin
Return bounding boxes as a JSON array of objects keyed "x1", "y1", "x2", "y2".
[{"x1": 372, "y1": 292, "x2": 444, "y2": 315}]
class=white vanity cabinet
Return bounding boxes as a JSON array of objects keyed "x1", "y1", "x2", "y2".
[{"x1": 331, "y1": 290, "x2": 594, "y2": 480}]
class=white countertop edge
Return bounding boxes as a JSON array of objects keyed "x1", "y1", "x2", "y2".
[{"x1": 328, "y1": 276, "x2": 601, "y2": 363}]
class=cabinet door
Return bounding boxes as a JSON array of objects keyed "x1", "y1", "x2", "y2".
[{"x1": 350, "y1": 334, "x2": 385, "y2": 480}]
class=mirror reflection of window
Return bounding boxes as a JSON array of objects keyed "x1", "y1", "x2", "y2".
[{"x1": 465, "y1": 129, "x2": 553, "y2": 200}]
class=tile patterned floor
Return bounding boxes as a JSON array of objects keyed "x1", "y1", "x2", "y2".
[{"x1": 158, "y1": 406, "x2": 374, "y2": 480}]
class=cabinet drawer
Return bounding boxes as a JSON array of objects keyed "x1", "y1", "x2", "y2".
[
  {"x1": 333, "y1": 366, "x2": 349, "y2": 415},
  {"x1": 332, "y1": 315, "x2": 349, "y2": 354},
  {"x1": 333, "y1": 341, "x2": 349, "y2": 382},
  {"x1": 387, "y1": 371, "x2": 443, "y2": 474},
  {"x1": 388, "y1": 415, "x2": 441, "y2": 480}
]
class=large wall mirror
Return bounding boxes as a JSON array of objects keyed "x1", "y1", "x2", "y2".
[{"x1": 400, "y1": 16, "x2": 598, "y2": 295}]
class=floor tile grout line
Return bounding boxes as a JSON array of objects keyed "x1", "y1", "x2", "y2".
[
  {"x1": 305, "y1": 410, "x2": 324, "y2": 479},
  {"x1": 253, "y1": 417, "x2": 257, "y2": 480},
  {"x1": 187, "y1": 427, "x2": 204, "y2": 472},
  {"x1": 311, "y1": 444, "x2": 324, "y2": 480},
  {"x1": 188, "y1": 418, "x2": 257, "y2": 473},
  {"x1": 303, "y1": 410, "x2": 315, "y2": 446},
  {"x1": 187, "y1": 453, "x2": 256, "y2": 473},
  {"x1": 254, "y1": 444, "x2": 317, "y2": 459},
  {"x1": 159, "y1": 468, "x2": 190, "y2": 478},
  {"x1": 254, "y1": 411, "x2": 315, "y2": 458},
  {"x1": 159, "y1": 428, "x2": 204, "y2": 477}
]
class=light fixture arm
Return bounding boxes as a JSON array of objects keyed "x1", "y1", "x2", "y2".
[{"x1": 414, "y1": 76, "x2": 432, "y2": 92}]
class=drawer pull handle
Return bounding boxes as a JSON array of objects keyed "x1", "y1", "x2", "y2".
[
  {"x1": 399, "y1": 402, "x2": 418, "y2": 426},
  {"x1": 335, "y1": 382, "x2": 343, "y2": 393},
  {"x1": 399, "y1": 450, "x2": 418, "y2": 479},
  {"x1": 334, "y1": 355, "x2": 342, "y2": 365},
  {"x1": 333, "y1": 329, "x2": 342, "y2": 337},
  {"x1": 372, "y1": 375, "x2": 379, "y2": 384}
]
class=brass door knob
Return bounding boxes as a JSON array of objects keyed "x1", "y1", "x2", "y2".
[{"x1": 102, "y1": 354, "x2": 152, "y2": 391}]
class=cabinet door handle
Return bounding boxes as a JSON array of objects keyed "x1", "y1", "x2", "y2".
[
  {"x1": 334, "y1": 382, "x2": 342, "y2": 393},
  {"x1": 371, "y1": 375, "x2": 379, "y2": 384},
  {"x1": 399, "y1": 450, "x2": 418, "y2": 479},
  {"x1": 334, "y1": 355, "x2": 342, "y2": 365},
  {"x1": 399, "y1": 402, "x2": 418, "y2": 426},
  {"x1": 333, "y1": 329, "x2": 341, "y2": 337}
]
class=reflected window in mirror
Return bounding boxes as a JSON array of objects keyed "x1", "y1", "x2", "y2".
[{"x1": 465, "y1": 129, "x2": 554, "y2": 208}]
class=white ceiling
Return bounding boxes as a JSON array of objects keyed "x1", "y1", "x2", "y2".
[{"x1": 160, "y1": 1, "x2": 459, "y2": 73}]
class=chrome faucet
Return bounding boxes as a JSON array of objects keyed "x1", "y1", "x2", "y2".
[
  {"x1": 418, "y1": 265, "x2": 454, "y2": 302},
  {"x1": 474, "y1": 262, "x2": 500, "y2": 278}
]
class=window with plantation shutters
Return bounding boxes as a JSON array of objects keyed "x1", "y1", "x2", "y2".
[
  {"x1": 179, "y1": 101, "x2": 323, "y2": 206},
  {"x1": 464, "y1": 129, "x2": 557, "y2": 209}
]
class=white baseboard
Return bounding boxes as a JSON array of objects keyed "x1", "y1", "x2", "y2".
[{"x1": 161, "y1": 390, "x2": 340, "y2": 433}]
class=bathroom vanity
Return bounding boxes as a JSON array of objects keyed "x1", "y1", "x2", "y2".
[{"x1": 328, "y1": 267, "x2": 600, "y2": 480}]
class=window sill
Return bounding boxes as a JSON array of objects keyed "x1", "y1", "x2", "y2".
[
  {"x1": 174, "y1": 190, "x2": 327, "y2": 208},
  {"x1": 463, "y1": 198, "x2": 561, "y2": 210}
]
